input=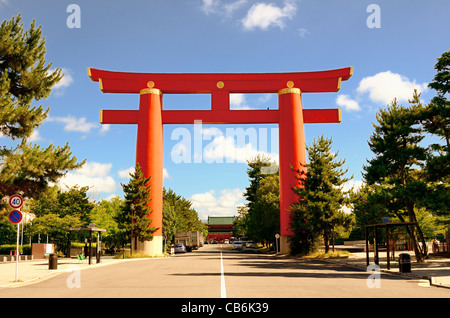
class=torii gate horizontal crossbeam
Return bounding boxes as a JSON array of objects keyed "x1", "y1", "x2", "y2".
[{"x1": 100, "y1": 109, "x2": 341, "y2": 125}]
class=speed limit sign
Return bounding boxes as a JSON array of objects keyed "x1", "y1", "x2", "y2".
[{"x1": 9, "y1": 194, "x2": 24, "y2": 209}]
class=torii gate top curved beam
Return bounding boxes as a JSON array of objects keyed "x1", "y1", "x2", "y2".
[{"x1": 88, "y1": 67, "x2": 353, "y2": 94}]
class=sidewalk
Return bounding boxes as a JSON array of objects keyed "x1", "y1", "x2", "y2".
[
  {"x1": 321, "y1": 247, "x2": 450, "y2": 289},
  {"x1": 0, "y1": 255, "x2": 156, "y2": 288}
]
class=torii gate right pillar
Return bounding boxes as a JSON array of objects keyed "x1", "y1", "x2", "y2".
[{"x1": 278, "y1": 87, "x2": 307, "y2": 254}]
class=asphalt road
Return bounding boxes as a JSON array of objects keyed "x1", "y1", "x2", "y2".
[{"x1": 0, "y1": 244, "x2": 449, "y2": 299}]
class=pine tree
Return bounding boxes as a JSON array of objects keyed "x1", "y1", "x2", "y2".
[
  {"x1": 363, "y1": 98, "x2": 428, "y2": 262},
  {"x1": 412, "y1": 51, "x2": 450, "y2": 220},
  {"x1": 290, "y1": 136, "x2": 351, "y2": 255},
  {"x1": 0, "y1": 15, "x2": 83, "y2": 206},
  {"x1": 119, "y1": 164, "x2": 157, "y2": 254}
]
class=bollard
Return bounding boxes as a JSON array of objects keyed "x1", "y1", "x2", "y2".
[{"x1": 48, "y1": 253, "x2": 58, "y2": 270}]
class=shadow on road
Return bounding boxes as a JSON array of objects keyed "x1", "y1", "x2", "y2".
[{"x1": 171, "y1": 246, "x2": 409, "y2": 281}]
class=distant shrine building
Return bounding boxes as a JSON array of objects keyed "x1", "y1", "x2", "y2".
[{"x1": 206, "y1": 216, "x2": 235, "y2": 243}]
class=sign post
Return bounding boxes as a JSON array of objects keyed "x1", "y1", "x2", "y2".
[
  {"x1": 275, "y1": 234, "x2": 280, "y2": 254},
  {"x1": 8, "y1": 194, "x2": 23, "y2": 282}
]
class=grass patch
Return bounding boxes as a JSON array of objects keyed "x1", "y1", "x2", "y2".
[
  {"x1": 113, "y1": 251, "x2": 152, "y2": 259},
  {"x1": 305, "y1": 250, "x2": 351, "y2": 259}
]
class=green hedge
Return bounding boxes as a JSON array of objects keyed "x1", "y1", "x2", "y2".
[
  {"x1": 0, "y1": 243, "x2": 96, "y2": 255},
  {"x1": 0, "y1": 244, "x2": 31, "y2": 255}
]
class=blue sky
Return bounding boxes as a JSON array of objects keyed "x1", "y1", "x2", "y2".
[{"x1": 1, "y1": 0, "x2": 449, "y2": 221}]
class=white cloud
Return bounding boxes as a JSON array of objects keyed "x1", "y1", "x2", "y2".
[
  {"x1": 163, "y1": 168, "x2": 171, "y2": 179},
  {"x1": 201, "y1": 0, "x2": 220, "y2": 14},
  {"x1": 118, "y1": 167, "x2": 134, "y2": 179},
  {"x1": 297, "y1": 28, "x2": 309, "y2": 38},
  {"x1": 230, "y1": 93, "x2": 251, "y2": 109},
  {"x1": 342, "y1": 180, "x2": 364, "y2": 193},
  {"x1": 78, "y1": 162, "x2": 112, "y2": 177},
  {"x1": 28, "y1": 130, "x2": 43, "y2": 142},
  {"x1": 56, "y1": 162, "x2": 116, "y2": 195},
  {"x1": 47, "y1": 115, "x2": 101, "y2": 134},
  {"x1": 242, "y1": 1, "x2": 297, "y2": 30},
  {"x1": 336, "y1": 94, "x2": 361, "y2": 112},
  {"x1": 190, "y1": 188, "x2": 246, "y2": 220},
  {"x1": 223, "y1": 0, "x2": 248, "y2": 17},
  {"x1": 202, "y1": 130, "x2": 279, "y2": 164},
  {"x1": 54, "y1": 69, "x2": 74, "y2": 89},
  {"x1": 170, "y1": 125, "x2": 279, "y2": 164},
  {"x1": 48, "y1": 68, "x2": 73, "y2": 96},
  {"x1": 99, "y1": 124, "x2": 110, "y2": 134},
  {"x1": 201, "y1": 0, "x2": 248, "y2": 17},
  {"x1": 356, "y1": 71, "x2": 428, "y2": 105}
]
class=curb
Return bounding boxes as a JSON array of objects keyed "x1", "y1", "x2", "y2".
[{"x1": 320, "y1": 257, "x2": 450, "y2": 289}]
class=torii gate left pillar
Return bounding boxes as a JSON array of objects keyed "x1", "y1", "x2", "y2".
[
  {"x1": 89, "y1": 67, "x2": 352, "y2": 255},
  {"x1": 135, "y1": 89, "x2": 164, "y2": 255}
]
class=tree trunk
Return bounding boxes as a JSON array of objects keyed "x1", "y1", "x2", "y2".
[
  {"x1": 405, "y1": 201, "x2": 426, "y2": 262},
  {"x1": 323, "y1": 233, "x2": 329, "y2": 253}
]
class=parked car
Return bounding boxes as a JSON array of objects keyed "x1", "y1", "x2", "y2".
[
  {"x1": 246, "y1": 241, "x2": 255, "y2": 248},
  {"x1": 174, "y1": 243, "x2": 186, "y2": 254},
  {"x1": 233, "y1": 241, "x2": 243, "y2": 250},
  {"x1": 224, "y1": 239, "x2": 229, "y2": 244}
]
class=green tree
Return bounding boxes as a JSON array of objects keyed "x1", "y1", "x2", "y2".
[
  {"x1": 243, "y1": 154, "x2": 272, "y2": 211},
  {"x1": 252, "y1": 174, "x2": 280, "y2": 245},
  {"x1": 162, "y1": 200, "x2": 177, "y2": 245},
  {"x1": 233, "y1": 205, "x2": 248, "y2": 238},
  {"x1": 412, "y1": 51, "x2": 450, "y2": 220},
  {"x1": 0, "y1": 15, "x2": 83, "y2": 206},
  {"x1": 290, "y1": 136, "x2": 351, "y2": 254},
  {"x1": 363, "y1": 97, "x2": 429, "y2": 262},
  {"x1": 27, "y1": 185, "x2": 94, "y2": 251},
  {"x1": 163, "y1": 187, "x2": 207, "y2": 242},
  {"x1": 424, "y1": 50, "x2": 450, "y2": 153},
  {"x1": 118, "y1": 164, "x2": 157, "y2": 254},
  {"x1": 90, "y1": 196, "x2": 124, "y2": 248},
  {"x1": 349, "y1": 183, "x2": 393, "y2": 240},
  {"x1": 243, "y1": 154, "x2": 279, "y2": 245}
]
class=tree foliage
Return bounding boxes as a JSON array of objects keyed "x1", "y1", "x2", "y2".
[
  {"x1": 290, "y1": 136, "x2": 352, "y2": 255},
  {"x1": 360, "y1": 51, "x2": 450, "y2": 262},
  {"x1": 242, "y1": 154, "x2": 280, "y2": 245},
  {"x1": 118, "y1": 164, "x2": 157, "y2": 248},
  {"x1": 163, "y1": 187, "x2": 207, "y2": 243},
  {"x1": 90, "y1": 196, "x2": 124, "y2": 247},
  {"x1": 27, "y1": 185, "x2": 94, "y2": 250},
  {"x1": 0, "y1": 15, "x2": 83, "y2": 206},
  {"x1": 363, "y1": 96, "x2": 429, "y2": 261}
]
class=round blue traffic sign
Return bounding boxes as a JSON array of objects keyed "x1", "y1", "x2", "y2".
[{"x1": 8, "y1": 210, "x2": 23, "y2": 224}]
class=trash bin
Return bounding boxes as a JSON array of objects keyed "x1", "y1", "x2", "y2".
[
  {"x1": 48, "y1": 253, "x2": 58, "y2": 270},
  {"x1": 398, "y1": 253, "x2": 411, "y2": 273}
]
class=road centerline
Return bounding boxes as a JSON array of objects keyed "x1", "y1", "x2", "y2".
[{"x1": 220, "y1": 251, "x2": 227, "y2": 298}]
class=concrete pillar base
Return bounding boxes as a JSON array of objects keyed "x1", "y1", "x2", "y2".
[
  {"x1": 135, "y1": 236, "x2": 163, "y2": 256},
  {"x1": 280, "y1": 235, "x2": 291, "y2": 255}
]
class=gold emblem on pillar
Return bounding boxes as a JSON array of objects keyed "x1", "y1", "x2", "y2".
[
  {"x1": 147, "y1": 81, "x2": 155, "y2": 88},
  {"x1": 216, "y1": 81, "x2": 225, "y2": 89}
]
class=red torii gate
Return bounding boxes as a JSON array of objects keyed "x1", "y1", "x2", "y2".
[{"x1": 88, "y1": 67, "x2": 352, "y2": 255}]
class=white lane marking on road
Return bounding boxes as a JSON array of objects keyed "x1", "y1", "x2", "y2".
[{"x1": 220, "y1": 252, "x2": 227, "y2": 298}]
